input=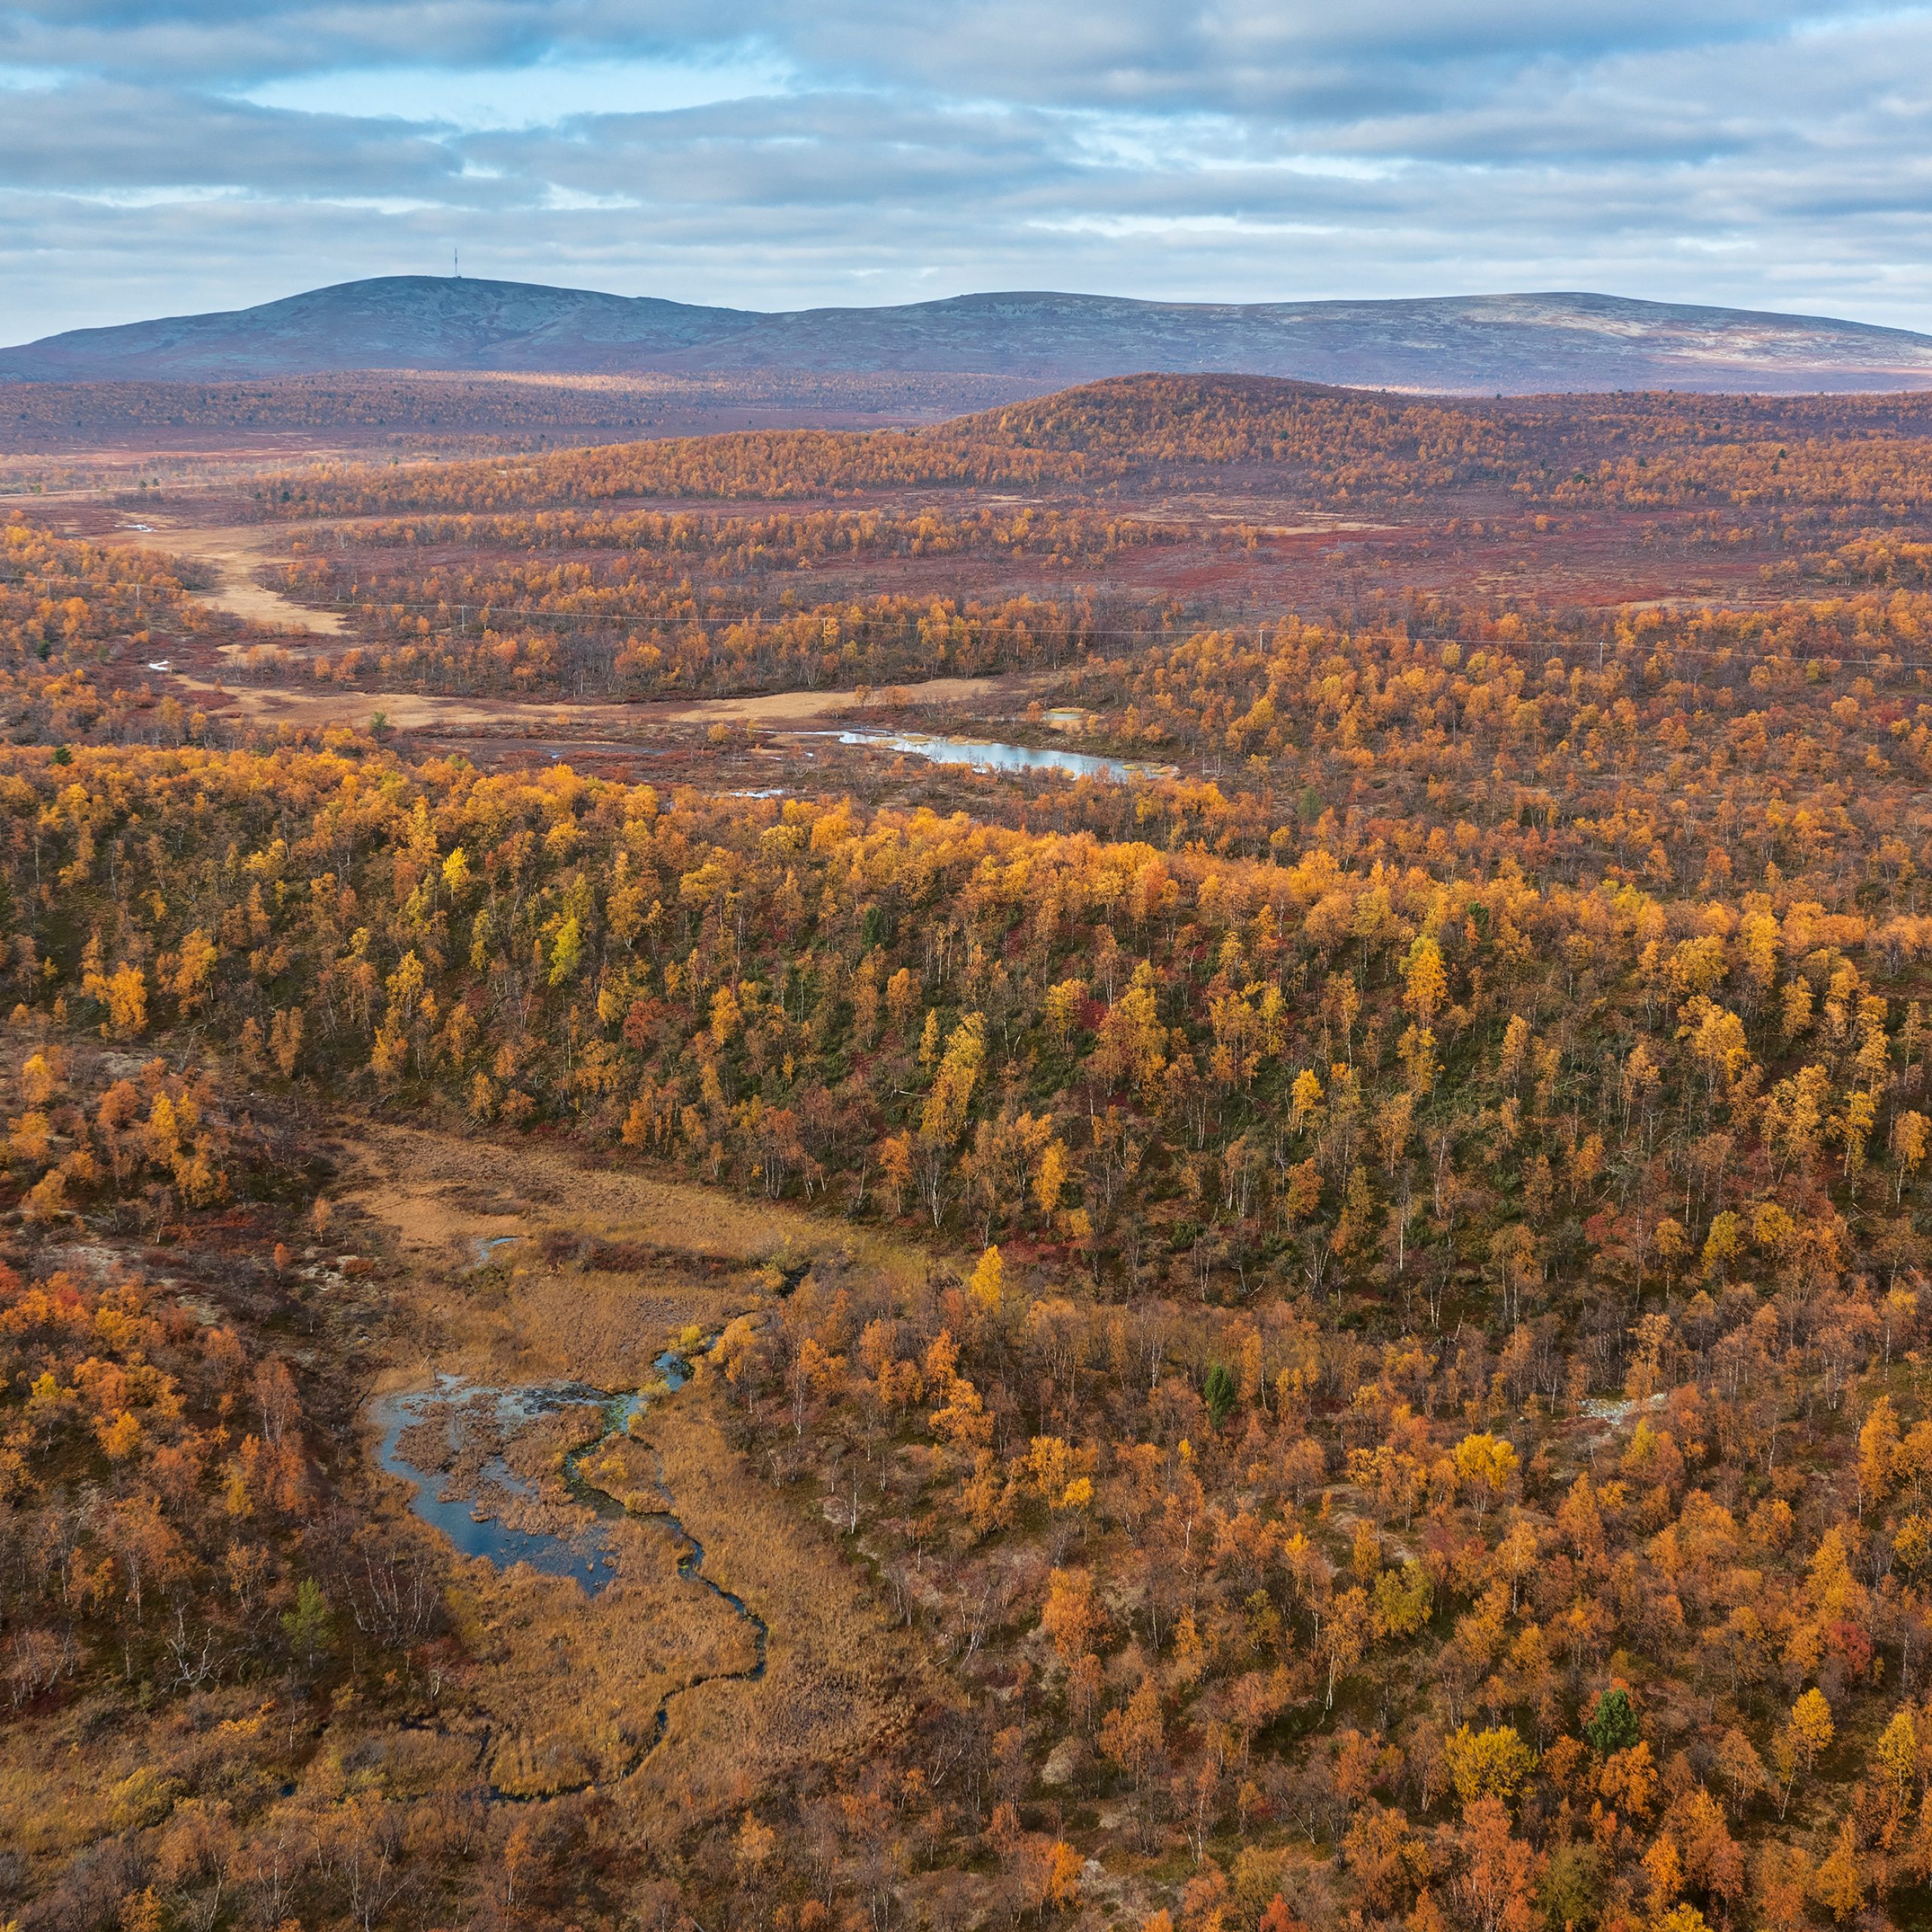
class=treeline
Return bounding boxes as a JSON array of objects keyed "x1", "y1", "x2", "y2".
[
  {"x1": 256, "y1": 427, "x2": 1090, "y2": 518},
  {"x1": 302, "y1": 502, "x2": 1172, "y2": 569},
  {"x1": 964, "y1": 378, "x2": 1932, "y2": 517},
  {"x1": 278, "y1": 590, "x2": 1146, "y2": 700},
  {"x1": 242, "y1": 374, "x2": 1932, "y2": 529},
  {"x1": 2, "y1": 368, "x2": 1038, "y2": 448}
]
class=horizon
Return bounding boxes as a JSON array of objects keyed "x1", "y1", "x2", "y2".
[{"x1": 12, "y1": 272, "x2": 1928, "y2": 355}]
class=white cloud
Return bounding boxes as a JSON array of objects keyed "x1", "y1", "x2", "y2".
[
  {"x1": 5, "y1": 1, "x2": 1932, "y2": 340},
  {"x1": 1027, "y1": 214, "x2": 1347, "y2": 239},
  {"x1": 240, "y1": 48, "x2": 792, "y2": 131}
]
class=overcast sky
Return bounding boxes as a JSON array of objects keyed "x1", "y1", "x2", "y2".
[{"x1": 5, "y1": 1, "x2": 1932, "y2": 343}]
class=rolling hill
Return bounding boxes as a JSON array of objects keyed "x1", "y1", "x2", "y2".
[{"x1": 5, "y1": 275, "x2": 1932, "y2": 393}]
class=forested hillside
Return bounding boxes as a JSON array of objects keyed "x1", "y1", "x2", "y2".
[{"x1": 7, "y1": 377, "x2": 1932, "y2": 1932}]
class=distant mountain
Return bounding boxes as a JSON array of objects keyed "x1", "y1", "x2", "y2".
[{"x1": 5, "y1": 276, "x2": 1932, "y2": 394}]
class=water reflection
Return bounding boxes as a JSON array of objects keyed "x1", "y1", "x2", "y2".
[
  {"x1": 824, "y1": 730, "x2": 1172, "y2": 784},
  {"x1": 373, "y1": 1353, "x2": 689, "y2": 1596}
]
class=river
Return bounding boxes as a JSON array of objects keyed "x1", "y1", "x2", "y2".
[{"x1": 823, "y1": 728, "x2": 1174, "y2": 783}]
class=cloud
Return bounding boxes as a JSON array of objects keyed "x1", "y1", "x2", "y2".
[
  {"x1": 0, "y1": 82, "x2": 466, "y2": 194},
  {"x1": 242, "y1": 48, "x2": 793, "y2": 130},
  {"x1": 4, "y1": 0, "x2": 1932, "y2": 341}
]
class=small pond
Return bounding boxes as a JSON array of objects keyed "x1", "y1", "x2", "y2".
[
  {"x1": 822, "y1": 730, "x2": 1172, "y2": 784},
  {"x1": 373, "y1": 1351, "x2": 688, "y2": 1596}
]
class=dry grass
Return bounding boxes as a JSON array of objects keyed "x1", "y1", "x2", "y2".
[
  {"x1": 97, "y1": 516, "x2": 346, "y2": 634},
  {"x1": 336, "y1": 1114, "x2": 938, "y2": 1827},
  {"x1": 0, "y1": 1681, "x2": 289, "y2": 1867},
  {"x1": 442, "y1": 1517, "x2": 758, "y2": 1800},
  {"x1": 617, "y1": 1374, "x2": 937, "y2": 1826},
  {"x1": 170, "y1": 667, "x2": 1046, "y2": 740},
  {"x1": 343, "y1": 1116, "x2": 928, "y2": 1290},
  {"x1": 377, "y1": 1260, "x2": 729, "y2": 1391}
]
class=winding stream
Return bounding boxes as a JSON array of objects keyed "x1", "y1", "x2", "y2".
[
  {"x1": 372, "y1": 1346, "x2": 768, "y2": 1790},
  {"x1": 620, "y1": 1446, "x2": 770, "y2": 1762}
]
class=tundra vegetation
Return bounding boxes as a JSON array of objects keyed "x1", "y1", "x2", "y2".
[{"x1": 7, "y1": 374, "x2": 1932, "y2": 1930}]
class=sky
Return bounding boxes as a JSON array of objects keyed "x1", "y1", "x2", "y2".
[{"x1": 5, "y1": 1, "x2": 1932, "y2": 343}]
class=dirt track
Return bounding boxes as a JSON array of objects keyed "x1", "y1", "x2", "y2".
[
  {"x1": 177, "y1": 666, "x2": 1038, "y2": 736},
  {"x1": 103, "y1": 506, "x2": 1041, "y2": 736},
  {"x1": 100, "y1": 515, "x2": 346, "y2": 635}
]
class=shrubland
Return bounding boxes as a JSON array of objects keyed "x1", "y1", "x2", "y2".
[
  {"x1": 263, "y1": 503, "x2": 1171, "y2": 697},
  {"x1": 255, "y1": 375, "x2": 1932, "y2": 521},
  {"x1": 7, "y1": 373, "x2": 1932, "y2": 1930}
]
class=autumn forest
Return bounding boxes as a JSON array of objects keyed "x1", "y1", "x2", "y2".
[{"x1": 5, "y1": 371, "x2": 1932, "y2": 1932}]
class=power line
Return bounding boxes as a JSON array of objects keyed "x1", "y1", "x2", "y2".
[
  {"x1": 14, "y1": 571, "x2": 1932, "y2": 681},
  {"x1": 246, "y1": 601, "x2": 1932, "y2": 678}
]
